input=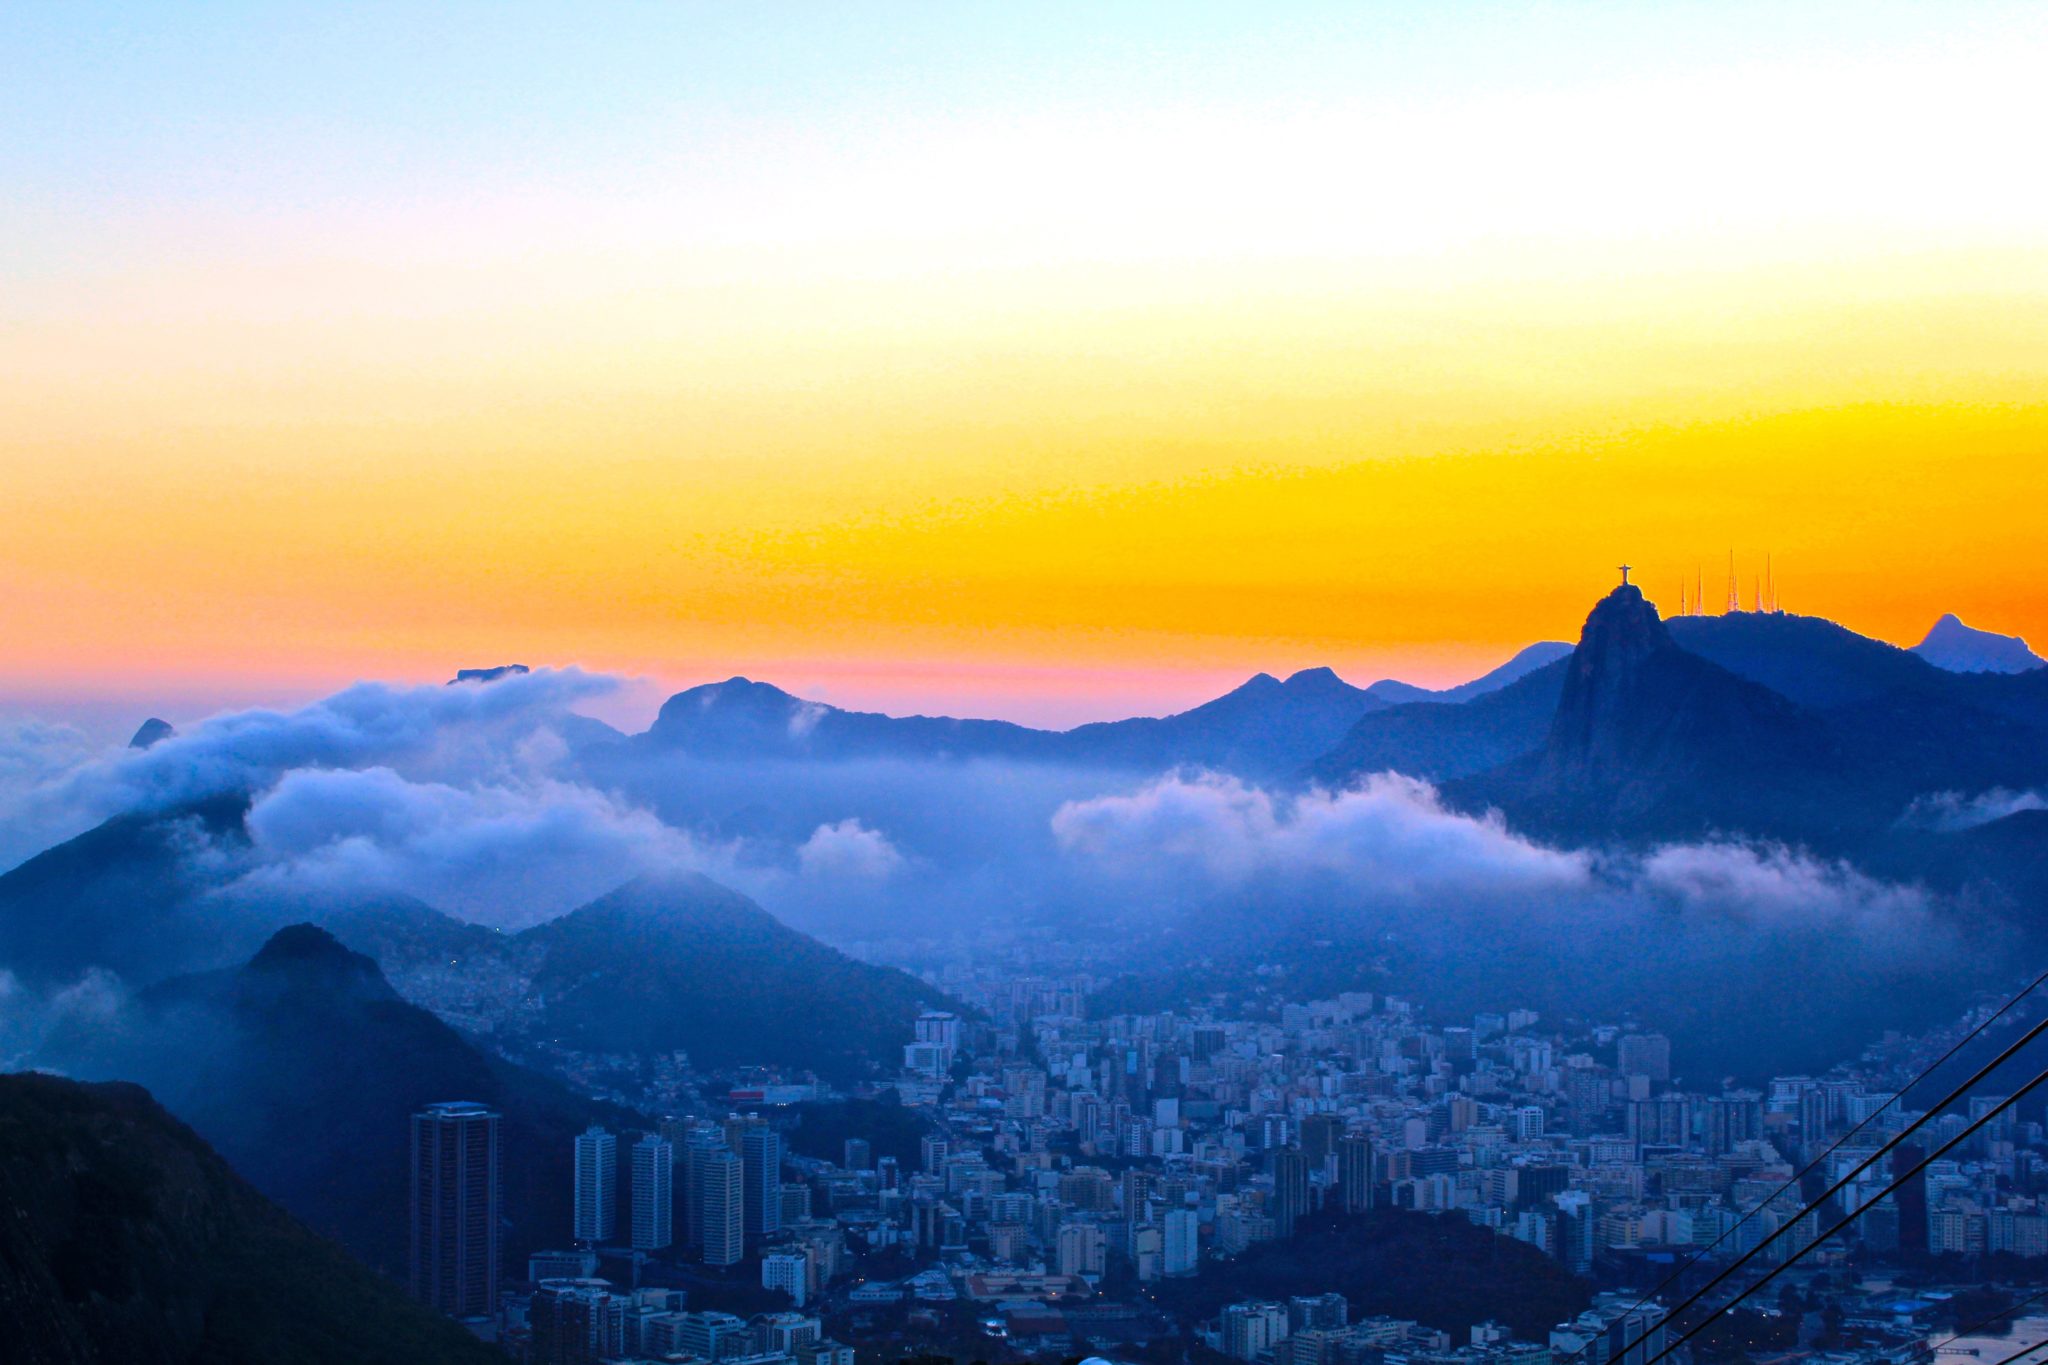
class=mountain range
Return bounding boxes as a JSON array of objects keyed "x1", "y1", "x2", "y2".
[
  {"x1": 619, "y1": 642, "x2": 1568, "y2": 780},
  {"x1": 6, "y1": 590, "x2": 2046, "y2": 1102},
  {"x1": 0, "y1": 810, "x2": 954, "y2": 1088}
]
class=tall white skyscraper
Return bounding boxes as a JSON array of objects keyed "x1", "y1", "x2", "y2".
[
  {"x1": 574, "y1": 1125, "x2": 617, "y2": 1244},
  {"x1": 631, "y1": 1132, "x2": 675, "y2": 1251}
]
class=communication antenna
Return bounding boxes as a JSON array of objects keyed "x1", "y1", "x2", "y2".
[
  {"x1": 1695, "y1": 565, "x2": 1703, "y2": 616},
  {"x1": 1766, "y1": 553, "x2": 1774, "y2": 614},
  {"x1": 1725, "y1": 551, "x2": 1738, "y2": 614}
]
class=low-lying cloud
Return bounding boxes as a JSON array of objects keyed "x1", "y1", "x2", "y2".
[
  {"x1": 1051, "y1": 770, "x2": 1939, "y2": 942},
  {"x1": 0, "y1": 670, "x2": 622, "y2": 875},
  {"x1": 1054, "y1": 771, "x2": 1588, "y2": 897},
  {"x1": 235, "y1": 765, "x2": 722, "y2": 926},
  {"x1": 1900, "y1": 787, "x2": 2048, "y2": 833},
  {"x1": 797, "y1": 819, "x2": 906, "y2": 882}
]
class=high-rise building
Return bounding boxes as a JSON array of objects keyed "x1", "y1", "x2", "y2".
[
  {"x1": 1222, "y1": 1301, "x2": 1291, "y2": 1362},
  {"x1": 843, "y1": 1137, "x2": 872, "y2": 1171},
  {"x1": 678, "y1": 1127, "x2": 726, "y2": 1249},
  {"x1": 1554, "y1": 1191, "x2": 1596, "y2": 1275},
  {"x1": 1299, "y1": 1114, "x2": 1343, "y2": 1169},
  {"x1": 631, "y1": 1132, "x2": 675, "y2": 1251},
  {"x1": 574, "y1": 1126, "x2": 617, "y2": 1244},
  {"x1": 1706, "y1": 1093, "x2": 1764, "y2": 1156},
  {"x1": 1163, "y1": 1207, "x2": 1200, "y2": 1276},
  {"x1": 1055, "y1": 1221, "x2": 1107, "y2": 1278},
  {"x1": 1338, "y1": 1135, "x2": 1375, "y2": 1214},
  {"x1": 1289, "y1": 1292, "x2": 1348, "y2": 1332},
  {"x1": 1617, "y1": 1033, "x2": 1672, "y2": 1083},
  {"x1": 696, "y1": 1147, "x2": 745, "y2": 1266},
  {"x1": 920, "y1": 1133, "x2": 950, "y2": 1173},
  {"x1": 762, "y1": 1249, "x2": 810, "y2": 1306},
  {"x1": 531, "y1": 1278, "x2": 625, "y2": 1365},
  {"x1": 410, "y1": 1101, "x2": 501, "y2": 1320},
  {"x1": 741, "y1": 1126, "x2": 784, "y2": 1238},
  {"x1": 1270, "y1": 1149, "x2": 1311, "y2": 1238}
]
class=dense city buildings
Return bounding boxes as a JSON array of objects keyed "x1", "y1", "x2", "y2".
[{"x1": 423, "y1": 954, "x2": 2048, "y2": 1364}]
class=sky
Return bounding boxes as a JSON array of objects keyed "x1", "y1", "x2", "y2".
[{"x1": 4, "y1": 1, "x2": 2046, "y2": 734}]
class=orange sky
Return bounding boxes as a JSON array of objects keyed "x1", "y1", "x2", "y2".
[{"x1": 4, "y1": 5, "x2": 2045, "y2": 730}]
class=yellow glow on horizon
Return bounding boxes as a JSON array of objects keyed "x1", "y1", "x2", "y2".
[{"x1": 5, "y1": 8, "x2": 2047, "y2": 723}]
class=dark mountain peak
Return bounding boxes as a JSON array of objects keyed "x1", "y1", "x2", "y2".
[
  {"x1": 650, "y1": 676, "x2": 815, "y2": 734},
  {"x1": 540, "y1": 870, "x2": 771, "y2": 941},
  {"x1": 706, "y1": 675, "x2": 797, "y2": 702},
  {"x1": 1282, "y1": 666, "x2": 1351, "y2": 693},
  {"x1": 1545, "y1": 587, "x2": 1672, "y2": 765},
  {"x1": 513, "y1": 870, "x2": 957, "y2": 1079},
  {"x1": 1576, "y1": 582, "x2": 1674, "y2": 663},
  {"x1": 128, "y1": 717, "x2": 175, "y2": 749},
  {"x1": 240, "y1": 924, "x2": 398, "y2": 1005},
  {"x1": 448, "y1": 663, "x2": 530, "y2": 684},
  {"x1": 1229, "y1": 672, "x2": 1284, "y2": 694},
  {"x1": 1476, "y1": 587, "x2": 1855, "y2": 840}
]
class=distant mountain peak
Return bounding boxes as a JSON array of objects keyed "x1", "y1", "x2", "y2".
[
  {"x1": 1283, "y1": 666, "x2": 1349, "y2": 691},
  {"x1": 448, "y1": 663, "x2": 530, "y2": 684},
  {"x1": 1913, "y1": 613, "x2": 2044, "y2": 674},
  {"x1": 1546, "y1": 584, "x2": 1716, "y2": 772},
  {"x1": 129, "y1": 717, "x2": 175, "y2": 749},
  {"x1": 242, "y1": 923, "x2": 396, "y2": 1003}
]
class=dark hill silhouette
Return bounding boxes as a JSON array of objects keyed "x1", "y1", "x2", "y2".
[
  {"x1": 1305, "y1": 659, "x2": 1566, "y2": 787},
  {"x1": 0, "y1": 1071, "x2": 500, "y2": 1365},
  {"x1": 1914, "y1": 613, "x2": 2045, "y2": 674},
  {"x1": 1149, "y1": 1207, "x2": 1589, "y2": 1340},
  {"x1": 1060, "y1": 666, "x2": 1384, "y2": 775},
  {"x1": 0, "y1": 796, "x2": 252, "y2": 987},
  {"x1": 127, "y1": 716, "x2": 175, "y2": 749},
  {"x1": 639, "y1": 669, "x2": 1386, "y2": 777},
  {"x1": 644, "y1": 676, "x2": 1056, "y2": 761},
  {"x1": 1363, "y1": 640, "x2": 1573, "y2": 705},
  {"x1": 511, "y1": 872, "x2": 954, "y2": 1078},
  {"x1": 36, "y1": 926, "x2": 632, "y2": 1278},
  {"x1": 1458, "y1": 586, "x2": 1853, "y2": 841},
  {"x1": 1667, "y1": 610, "x2": 1947, "y2": 708},
  {"x1": 1301, "y1": 590, "x2": 2048, "y2": 854}
]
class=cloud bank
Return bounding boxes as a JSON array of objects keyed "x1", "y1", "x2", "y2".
[{"x1": 1051, "y1": 771, "x2": 1939, "y2": 942}]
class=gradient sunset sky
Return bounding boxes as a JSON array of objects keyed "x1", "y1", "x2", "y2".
[{"x1": 6, "y1": 2, "x2": 2046, "y2": 732}]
